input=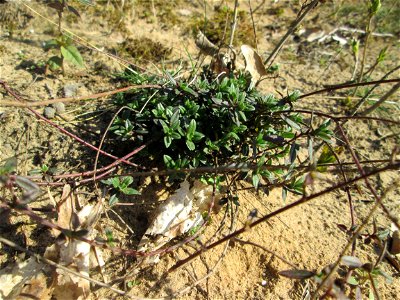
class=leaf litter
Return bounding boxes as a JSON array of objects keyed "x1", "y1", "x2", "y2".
[{"x1": 0, "y1": 184, "x2": 105, "y2": 300}]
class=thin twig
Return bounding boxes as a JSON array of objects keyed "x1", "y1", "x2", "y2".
[
  {"x1": 167, "y1": 163, "x2": 398, "y2": 273},
  {"x1": 264, "y1": 0, "x2": 319, "y2": 67},
  {"x1": 247, "y1": 0, "x2": 259, "y2": 52},
  {"x1": 360, "y1": 81, "x2": 400, "y2": 116},
  {"x1": 298, "y1": 78, "x2": 400, "y2": 100},
  {"x1": 336, "y1": 124, "x2": 399, "y2": 230},
  {"x1": 0, "y1": 84, "x2": 160, "y2": 107},
  {"x1": 350, "y1": 65, "x2": 400, "y2": 115},
  {"x1": 0, "y1": 80, "x2": 141, "y2": 168},
  {"x1": 310, "y1": 180, "x2": 400, "y2": 299},
  {"x1": 228, "y1": 0, "x2": 240, "y2": 49}
]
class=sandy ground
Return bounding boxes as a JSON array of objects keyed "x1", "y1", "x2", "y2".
[{"x1": 0, "y1": 1, "x2": 399, "y2": 299}]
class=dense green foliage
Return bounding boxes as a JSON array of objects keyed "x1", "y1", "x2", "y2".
[
  {"x1": 112, "y1": 70, "x2": 301, "y2": 168},
  {"x1": 111, "y1": 68, "x2": 333, "y2": 191}
]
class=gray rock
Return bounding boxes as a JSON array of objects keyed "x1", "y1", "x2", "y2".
[
  {"x1": 52, "y1": 102, "x2": 65, "y2": 114},
  {"x1": 44, "y1": 106, "x2": 56, "y2": 119},
  {"x1": 64, "y1": 83, "x2": 80, "y2": 97}
]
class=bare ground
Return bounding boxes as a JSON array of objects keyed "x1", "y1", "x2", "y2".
[{"x1": 0, "y1": 1, "x2": 399, "y2": 299}]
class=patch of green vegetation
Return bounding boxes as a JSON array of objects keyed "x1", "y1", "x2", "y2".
[
  {"x1": 375, "y1": 0, "x2": 400, "y2": 34},
  {"x1": 86, "y1": 2, "x2": 134, "y2": 35},
  {"x1": 117, "y1": 37, "x2": 172, "y2": 62},
  {"x1": 136, "y1": 0, "x2": 183, "y2": 27},
  {"x1": 108, "y1": 66, "x2": 333, "y2": 191},
  {"x1": 191, "y1": 6, "x2": 256, "y2": 47},
  {"x1": 336, "y1": 0, "x2": 400, "y2": 34}
]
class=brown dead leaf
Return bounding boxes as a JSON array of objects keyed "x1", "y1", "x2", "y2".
[
  {"x1": 55, "y1": 185, "x2": 75, "y2": 235},
  {"x1": 195, "y1": 30, "x2": 218, "y2": 56},
  {"x1": 240, "y1": 44, "x2": 267, "y2": 82},
  {"x1": 0, "y1": 257, "x2": 51, "y2": 300},
  {"x1": 390, "y1": 229, "x2": 400, "y2": 255},
  {"x1": 16, "y1": 273, "x2": 53, "y2": 300},
  {"x1": 50, "y1": 195, "x2": 105, "y2": 300}
]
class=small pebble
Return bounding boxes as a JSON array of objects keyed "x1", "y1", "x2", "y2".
[
  {"x1": 261, "y1": 280, "x2": 267, "y2": 286},
  {"x1": 177, "y1": 9, "x2": 192, "y2": 16},
  {"x1": 64, "y1": 83, "x2": 80, "y2": 97},
  {"x1": 52, "y1": 102, "x2": 65, "y2": 114},
  {"x1": 43, "y1": 106, "x2": 56, "y2": 119}
]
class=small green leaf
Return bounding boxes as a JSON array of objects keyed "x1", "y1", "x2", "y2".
[
  {"x1": 101, "y1": 178, "x2": 114, "y2": 186},
  {"x1": 192, "y1": 131, "x2": 205, "y2": 142},
  {"x1": 186, "y1": 140, "x2": 195, "y2": 151},
  {"x1": 122, "y1": 187, "x2": 141, "y2": 195},
  {"x1": 187, "y1": 119, "x2": 196, "y2": 139},
  {"x1": 111, "y1": 177, "x2": 120, "y2": 189},
  {"x1": 163, "y1": 155, "x2": 175, "y2": 168},
  {"x1": 109, "y1": 194, "x2": 119, "y2": 206},
  {"x1": 171, "y1": 131, "x2": 181, "y2": 139},
  {"x1": 164, "y1": 136, "x2": 172, "y2": 148},
  {"x1": 60, "y1": 45, "x2": 84, "y2": 67},
  {"x1": 347, "y1": 276, "x2": 359, "y2": 285},
  {"x1": 289, "y1": 143, "x2": 300, "y2": 164},
  {"x1": 0, "y1": 157, "x2": 17, "y2": 175},
  {"x1": 252, "y1": 173, "x2": 260, "y2": 189},
  {"x1": 121, "y1": 176, "x2": 133, "y2": 188},
  {"x1": 170, "y1": 109, "x2": 180, "y2": 129},
  {"x1": 160, "y1": 120, "x2": 169, "y2": 133},
  {"x1": 43, "y1": 39, "x2": 59, "y2": 50},
  {"x1": 281, "y1": 132, "x2": 295, "y2": 139},
  {"x1": 369, "y1": 0, "x2": 381, "y2": 15},
  {"x1": 281, "y1": 115, "x2": 301, "y2": 131},
  {"x1": 47, "y1": 56, "x2": 63, "y2": 71},
  {"x1": 180, "y1": 83, "x2": 198, "y2": 97}
]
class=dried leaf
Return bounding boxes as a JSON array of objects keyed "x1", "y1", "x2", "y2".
[
  {"x1": 138, "y1": 180, "x2": 221, "y2": 265},
  {"x1": 15, "y1": 175, "x2": 40, "y2": 202},
  {"x1": 390, "y1": 230, "x2": 400, "y2": 255},
  {"x1": 0, "y1": 257, "x2": 50, "y2": 299},
  {"x1": 341, "y1": 256, "x2": 363, "y2": 268},
  {"x1": 195, "y1": 30, "x2": 218, "y2": 56},
  {"x1": 140, "y1": 180, "x2": 194, "y2": 242},
  {"x1": 17, "y1": 273, "x2": 53, "y2": 300},
  {"x1": 241, "y1": 45, "x2": 267, "y2": 82},
  {"x1": 278, "y1": 269, "x2": 315, "y2": 279},
  {"x1": 51, "y1": 194, "x2": 104, "y2": 300},
  {"x1": 56, "y1": 185, "x2": 75, "y2": 234}
]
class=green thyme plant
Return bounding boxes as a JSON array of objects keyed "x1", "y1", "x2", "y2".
[
  {"x1": 101, "y1": 176, "x2": 140, "y2": 206},
  {"x1": 111, "y1": 67, "x2": 334, "y2": 192}
]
